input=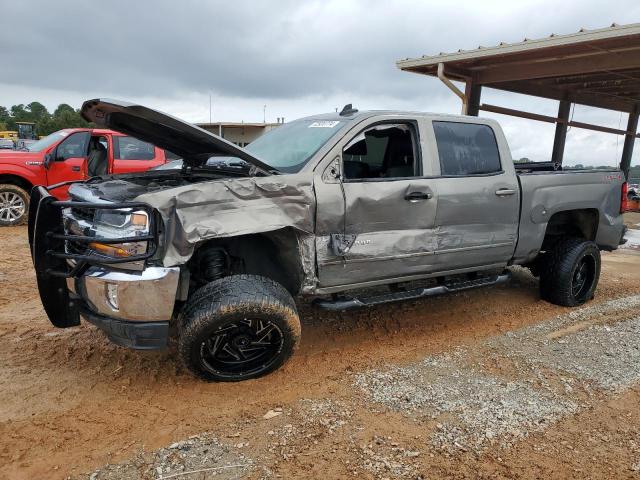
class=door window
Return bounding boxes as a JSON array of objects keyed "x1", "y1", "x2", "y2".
[
  {"x1": 55, "y1": 132, "x2": 90, "y2": 160},
  {"x1": 342, "y1": 123, "x2": 418, "y2": 180},
  {"x1": 433, "y1": 122, "x2": 501, "y2": 176},
  {"x1": 114, "y1": 136, "x2": 156, "y2": 160}
]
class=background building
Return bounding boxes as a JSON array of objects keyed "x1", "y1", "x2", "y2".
[{"x1": 196, "y1": 120, "x2": 282, "y2": 147}]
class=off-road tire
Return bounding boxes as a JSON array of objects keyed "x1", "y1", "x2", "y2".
[
  {"x1": 0, "y1": 184, "x2": 29, "y2": 226},
  {"x1": 539, "y1": 237, "x2": 601, "y2": 307},
  {"x1": 178, "y1": 274, "x2": 301, "y2": 382}
]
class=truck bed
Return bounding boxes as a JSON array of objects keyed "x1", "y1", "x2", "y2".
[{"x1": 513, "y1": 168, "x2": 625, "y2": 264}]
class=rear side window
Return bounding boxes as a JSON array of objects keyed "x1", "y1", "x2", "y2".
[
  {"x1": 433, "y1": 122, "x2": 501, "y2": 176},
  {"x1": 114, "y1": 136, "x2": 155, "y2": 160}
]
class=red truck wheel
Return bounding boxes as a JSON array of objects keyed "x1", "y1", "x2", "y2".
[{"x1": 0, "y1": 184, "x2": 29, "y2": 226}]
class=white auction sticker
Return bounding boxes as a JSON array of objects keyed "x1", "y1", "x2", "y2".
[{"x1": 308, "y1": 121, "x2": 340, "y2": 128}]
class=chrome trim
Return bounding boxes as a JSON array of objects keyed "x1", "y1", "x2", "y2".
[{"x1": 81, "y1": 266, "x2": 180, "y2": 322}]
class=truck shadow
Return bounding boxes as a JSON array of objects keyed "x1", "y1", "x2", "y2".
[
  {"x1": 40, "y1": 267, "x2": 545, "y2": 385},
  {"x1": 12, "y1": 266, "x2": 548, "y2": 398}
]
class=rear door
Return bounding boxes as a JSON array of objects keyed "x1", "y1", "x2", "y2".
[
  {"x1": 110, "y1": 135, "x2": 166, "y2": 174},
  {"x1": 427, "y1": 119, "x2": 520, "y2": 272},
  {"x1": 315, "y1": 118, "x2": 440, "y2": 287},
  {"x1": 46, "y1": 131, "x2": 90, "y2": 199}
]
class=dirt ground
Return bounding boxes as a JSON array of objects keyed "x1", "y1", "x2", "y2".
[{"x1": 1, "y1": 214, "x2": 640, "y2": 480}]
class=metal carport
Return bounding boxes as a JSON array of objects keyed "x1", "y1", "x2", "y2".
[{"x1": 397, "y1": 23, "x2": 640, "y2": 178}]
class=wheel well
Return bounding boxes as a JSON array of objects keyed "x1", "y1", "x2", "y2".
[
  {"x1": 0, "y1": 175, "x2": 33, "y2": 193},
  {"x1": 542, "y1": 209, "x2": 598, "y2": 248},
  {"x1": 187, "y1": 228, "x2": 305, "y2": 295}
]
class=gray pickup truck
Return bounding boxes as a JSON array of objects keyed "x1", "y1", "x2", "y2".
[{"x1": 29, "y1": 99, "x2": 629, "y2": 381}]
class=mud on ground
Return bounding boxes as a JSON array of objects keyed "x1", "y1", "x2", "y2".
[{"x1": 1, "y1": 214, "x2": 640, "y2": 479}]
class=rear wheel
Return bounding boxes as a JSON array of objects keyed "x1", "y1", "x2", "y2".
[
  {"x1": 178, "y1": 275, "x2": 301, "y2": 382},
  {"x1": 0, "y1": 184, "x2": 29, "y2": 226},
  {"x1": 539, "y1": 237, "x2": 600, "y2": 307}
]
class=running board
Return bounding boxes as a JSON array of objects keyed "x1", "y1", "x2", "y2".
[{"x1": 313, "y1": 272, "x2": 512, "y2": 311}]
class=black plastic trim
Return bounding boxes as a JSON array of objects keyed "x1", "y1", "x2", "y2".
[
  {"x1": 79, "y1": 304, "x2": 169, "y2": 350},
  {"x1": 40, "y1": 197, "x2": 158, "y2": 275},
  {"x1": 313, "y1": 272, "x2": 512, "y2": 311},
  {"x1": 28, "y1": 185, "x2": 160, "y2": 330}
]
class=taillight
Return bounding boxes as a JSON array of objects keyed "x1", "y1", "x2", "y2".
[{"x1": 621, "y1": 182, "x2": 630, "y2": 213}]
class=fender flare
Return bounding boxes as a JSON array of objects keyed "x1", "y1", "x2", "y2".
[{"x1": 0, "y1": 163, "x2": 42, "y2": 190}]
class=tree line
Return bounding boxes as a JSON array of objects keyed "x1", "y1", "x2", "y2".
[{"x1": 0, "y1": 101, "x2": 91, "y2": 136}]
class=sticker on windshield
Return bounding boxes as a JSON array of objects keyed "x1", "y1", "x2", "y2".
[{"x1": 308, "y1": 121, "x2": 339, "y2": 128}]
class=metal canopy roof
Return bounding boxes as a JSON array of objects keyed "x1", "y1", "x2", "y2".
[{"x1": 397, "y1": 23, "x2": 640, "y2": 113}]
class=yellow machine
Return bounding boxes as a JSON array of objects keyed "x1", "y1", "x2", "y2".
[{"x1": 0, "y1": 131, "x2": 17, "y2": 140}]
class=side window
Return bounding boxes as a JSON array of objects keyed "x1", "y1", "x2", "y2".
[
  {"x1": 433, "y1": 122, "x2": 501, "y2": 176},
  {"x1": 114, "y1": 136, "x2": 156, "y2": 160},
  {"x1": 342, "y1": 123, "x2": 418, "y2": 180},
  {"x1": 56, "y1": 132, "x2": 90, "y2": 160}
]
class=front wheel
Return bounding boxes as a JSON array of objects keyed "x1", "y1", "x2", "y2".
[
  {"x1": 539, "y1": 237, "x2": 601, "y2": 307},
  {"x1": 178, "y1": 275, "x2": 301, "y2": 382},
  {"x1": 0, "y1": 184, "x2": 29, "y2": 226}
]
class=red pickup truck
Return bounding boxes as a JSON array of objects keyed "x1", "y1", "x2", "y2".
[{"x1": 0, "y1": 128, "x2": 168, "y2": 225}]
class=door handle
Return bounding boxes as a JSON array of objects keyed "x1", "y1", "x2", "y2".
[
  {"x1": 405, "y1": 191, "x2": 432, "y2": 202},
  {"x1": 495, "y1": 188, "x2": 516, "y2": 197},
  {"x1": 72, "y1": 166, "x2": 81, "y2": 172}
]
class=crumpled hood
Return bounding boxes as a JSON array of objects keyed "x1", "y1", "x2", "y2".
[
  {"x1": 68, "y1": 170, "x2": 317, "y2": 275},
  {"x1": 80, "y1": 98, "x2": 275, "y2": 173},
  {"x1": 134, "y1": 173, "x2": 317, "y2": 268}
]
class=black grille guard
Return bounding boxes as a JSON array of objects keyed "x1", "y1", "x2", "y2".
[{"x1": 28, "y1": 185, "x2": 159, "y2": 328}]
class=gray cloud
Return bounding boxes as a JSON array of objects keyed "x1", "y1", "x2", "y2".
[
  {"x1": 4, "y1": 0, "x2": 639, "y2": 100},
  {"x1": 2, "y1": 0, "x2": 639, "y2": 166}
]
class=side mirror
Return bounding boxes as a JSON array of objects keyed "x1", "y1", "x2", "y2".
[{"x1": 43, "y1": 153, "x2": 52, "y2": 170}]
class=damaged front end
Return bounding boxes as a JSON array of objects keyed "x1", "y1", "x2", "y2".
[
  {"x1": 29, "y1": 98, "x2": 328, "y2": 352},
  {"x1": 28, "y1": 185, "x2": 177, "y2": 348}
]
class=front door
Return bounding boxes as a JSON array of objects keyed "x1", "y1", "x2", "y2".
[
  {"x1": 46, "y1": 131, "x2": 90, "y2": 199},
  {"x1": 428, "y1": 120, "x2": 520, "y2": 271},
  {"x1": 316, "y1": 120, "x2": 439, "y2": 288}
]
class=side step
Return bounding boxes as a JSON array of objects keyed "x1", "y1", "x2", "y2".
[{"x1": 313, "y1": 272, "x2": 512, "y2": 311}]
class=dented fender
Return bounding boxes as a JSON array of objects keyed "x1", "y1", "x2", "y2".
[{"x1": 134, "y1": 172, "x2": 318, "y2": 287}]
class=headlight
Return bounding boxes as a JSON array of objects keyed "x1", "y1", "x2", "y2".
[{"x1": 88, "y1": 209, "x2": 150, "y2": 258}]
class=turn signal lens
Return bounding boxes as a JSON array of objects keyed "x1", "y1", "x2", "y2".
[{"x1": 89, "y1": 242, "x2": 131, "y2": 257}]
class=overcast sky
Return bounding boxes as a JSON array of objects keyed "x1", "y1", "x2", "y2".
[{"x1": 2, "y1": 0, "x2": 639, "y2": 166}]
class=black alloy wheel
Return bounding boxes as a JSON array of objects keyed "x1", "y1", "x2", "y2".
[
  {"x1": 200, "y1": 317, "x2": 284, "y2": 379},
  {"x1": 178, "y1": 274, "x2": 301, "y2": 382}
]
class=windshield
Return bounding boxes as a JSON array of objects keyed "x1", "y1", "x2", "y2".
[
  {"x1": 26, "y1": 131, "x2": 69, "y2": 152},
  {"x1": 245, "y1": 119, "x2": 345, "y2": 173}
]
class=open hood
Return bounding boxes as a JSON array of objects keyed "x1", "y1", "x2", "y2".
[{"x1": 81, "y1": 98, "x2": 275, "y2": 173}]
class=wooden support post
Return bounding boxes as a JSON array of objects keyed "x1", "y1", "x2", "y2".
[
  {"x1": 551, "y1": 99, "x2": 571, "y2": 165},
  {"x1": 620, "y1": 104, "x2": 639, "y2": 179},
  {"x1": 465, "y1": 81, "x2": 482, "y2": 116}
]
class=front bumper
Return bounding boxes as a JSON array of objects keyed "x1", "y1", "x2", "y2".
[
  {"x1": 68, "y1": 266, "x2": 180, "y2": 349},
  {"x1": 68, "y1": 266, "x2": 180, "y2": 322}
]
